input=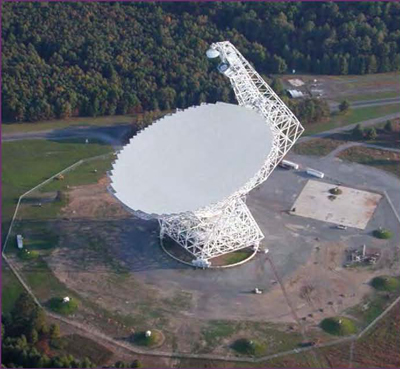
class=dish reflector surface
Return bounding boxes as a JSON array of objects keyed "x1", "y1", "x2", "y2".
[{"x1": 111, "y1": 103, "x2": 273, "y2": 215}]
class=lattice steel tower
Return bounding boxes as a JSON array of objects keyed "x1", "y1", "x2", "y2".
[{"x1": 158, "y1": 42, "x2": 304, "y2": 267}]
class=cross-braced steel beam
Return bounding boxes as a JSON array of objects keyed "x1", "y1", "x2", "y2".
[{"x1": 160, "y1": 41, "x2": 304, "y2": 267}]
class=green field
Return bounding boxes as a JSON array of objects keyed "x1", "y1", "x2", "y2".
[
  {"x1": 2, "y1": 138, "x2": 113, "y2": 314},
  {"x1": 2, "y1": 139, "x2": 113, "y2": 244},
  {"x1": 345, "y1": 91, "x2": 400, "y2": 102},
  {"x1": 2, "y1": 115, "x2": 132, "y2": 134},
  {"x1": 15, "y1": 154, "x2": 115, "y2": 223},
  {"x1": 1, "y1": 265, "x2": 25, "y2": 314},
  {"x1": 22, "y1": 257, "x2": 77, "y2": 301},
  {"x1": 305, "y1": 103, "x2": 400, "y2": 135}
]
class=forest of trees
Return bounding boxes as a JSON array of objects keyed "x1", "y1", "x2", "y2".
[
  {"x1": 1, "y1": 293, "x2": 95, "y2": 368},
  {"x1": 1, "y1": 293, "x2": 141, "y2": 368},
  {"x1": 2, "y1": 2, "x2": 399, "y2": 122}
]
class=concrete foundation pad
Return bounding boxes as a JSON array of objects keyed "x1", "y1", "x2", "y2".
[{"x1": 291, "y1": 180, "x2": 381, "y2": 229}]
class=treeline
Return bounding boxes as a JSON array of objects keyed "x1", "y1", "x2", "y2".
[
  {"x1": 1, "y1": 292, "x2": 140, "y2": 368},
  {"x1": 2, "y1": 2, "x2": 399, "y2": 122}
]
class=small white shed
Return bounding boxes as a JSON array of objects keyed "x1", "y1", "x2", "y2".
[{"x1": 17, "y1": 235, "x2": 23, "y2": 249}]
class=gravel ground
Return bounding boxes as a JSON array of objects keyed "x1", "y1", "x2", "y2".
[{"x1": 107, "y1": 151, "x2": 400, "y2": 322}]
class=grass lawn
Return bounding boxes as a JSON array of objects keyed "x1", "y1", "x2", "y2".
[
  {"x1": 1, "y1": 264, "x2": 25, "y2": 314},
  {"x1": 345, "y1": 275, "x2": 400, "y2": 329},
  {"x1": 2, "y1": 139, "x2": 113, "y2": 244},
  {"x1": 17, "y1": 194, "x2": 69, "y2": 223},
  {"x1": 39, "y1": 155, "x2": 114, "y2": 193},
  {"x1": 293, "y1": 138, "x2": 346, "y2": 156},
  {"x1": 345, "y1": 90, "x2": 400, "y2": 102},
  {"x1": 371, "y1": 276, "x2": 400, "y2": 292},
  {"x1": 177, "y1": 350, "x2": 327, "y2": 368},
  {"x1": 13, "y1": 221, "x2": 60, "y2": 251},
  {"x1": 305, "y1": 103, "x2": 400, "y2": 135},
  {"x1": 22, "y1": 257, "x2": 77, "y2": 302},
  {"x1": 350, "y1": 301, "x2": 400, "y2": 367},
  {"x1": 49, "y1": 297, "x2": 79, "y2": 315},
  {"x1": 243, "y1": 299, "x2": 400, "y2": 368},
  {"x1": 15, "y1": 154, "x2": 114, "y2": 223},
  {"x1": 191, "y1": 301, "x2": 399, "y2": 367},
  {"x1": 337, "y1": 146, "x2": 400, "y2": 178},
  {"x1": 132, "y1": 330, "x2": 164, "y2": 347},
  {"x1": 320, "y1": 317, "x2": 357, "y2": 336},
  {"x1": 373, "y1": 228, "x2": 393, "y2": 239},
  {"x1": 325, "y1": 119, "x2": 400, "y2": 149},
  {"x1": 2, "y1": 114, "x2": 132, "y2": 134},
  {"x1": 210, "y1": 248, "x2": 254, "y2": 266},
  {"x1": 201, "y1": 320, "x2": 236, "y2": 349},
  {"x1": 200, "y1": 320, "x2": 303, "y2": 356},
  {"x1": 224, "y1": 250, "x2": 252, "y2": 264},
  {"x1": 347, "y1": 294, "x2": 390, "y2": 328},
  {"x1": 17, "y1": 249, "x2": 40, "y2": 260},
  {"x1": 231, "y1": 338, "x2": 266, "y2": 356}
]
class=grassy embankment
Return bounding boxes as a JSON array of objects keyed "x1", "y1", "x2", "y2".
[
  {"x1": 305, "y1": 103, "x2": 400, "y2": 135},
  {"x1": 292, "y1": 138, "x2": 346, "y2": 156},
  {"x1": 338, "y1": 146, "x2": 400, "y2": 179},
  {"x1": 345, "y1": 90, "x2": 399, "y2": 102},
  {"x1": 2, "y1": 139, "x2": 113, "y2": 313},
  {"x1": 2, "y1": 139, "x2": 113, "y2": 242}
]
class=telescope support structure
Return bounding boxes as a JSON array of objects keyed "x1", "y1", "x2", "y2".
[{"x1": 159, "y1": 41, "x2": 304, "y2": 267}]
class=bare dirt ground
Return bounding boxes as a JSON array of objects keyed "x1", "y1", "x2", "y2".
[
  {"x1": 280, "y1": 241, "x2": 396, "y2": 326},
  {"x1": 62, "y1": 177, "x2": 128, "y2": 219}
]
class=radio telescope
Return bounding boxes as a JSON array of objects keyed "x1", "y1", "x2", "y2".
[{"x1": 110, "y1": 41, "x2": 304, "y2": 268}]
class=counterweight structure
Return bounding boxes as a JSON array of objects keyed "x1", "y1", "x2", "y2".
[{"x1": 159, "y1": 41, "x2": 304, "y2": 267}]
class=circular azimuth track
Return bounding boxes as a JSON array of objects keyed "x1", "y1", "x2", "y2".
[{"x1": 110, "y1": 41, "x2": 304, "y2": 268}]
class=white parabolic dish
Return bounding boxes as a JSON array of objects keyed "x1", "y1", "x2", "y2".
[{"x1": 110, "y1": 102, "x2": 274, "y2": 215}]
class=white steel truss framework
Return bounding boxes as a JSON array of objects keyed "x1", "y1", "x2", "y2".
[{"x1": 160, "y1": 41, "x2": 304, "y2": 266}]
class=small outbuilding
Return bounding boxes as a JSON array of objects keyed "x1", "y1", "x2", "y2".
[
  {"x1": 17, "y1": 235, "x2": 23, "y2": 249},
  {"x1": 287, "y1": 89, "x2": 304, "y2": 98}
]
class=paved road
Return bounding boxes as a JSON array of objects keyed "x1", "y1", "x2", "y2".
[
  {"x1": 4, "y1": 111, "x2": 400, "y2": 149},
  {"x1": 2, "y1": 124, "x2": 132, "y2": 149}
]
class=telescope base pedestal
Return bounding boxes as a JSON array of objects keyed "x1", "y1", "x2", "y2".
[{"x1": 159, "y1": 197, "x2": 264, "y2": 266}]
